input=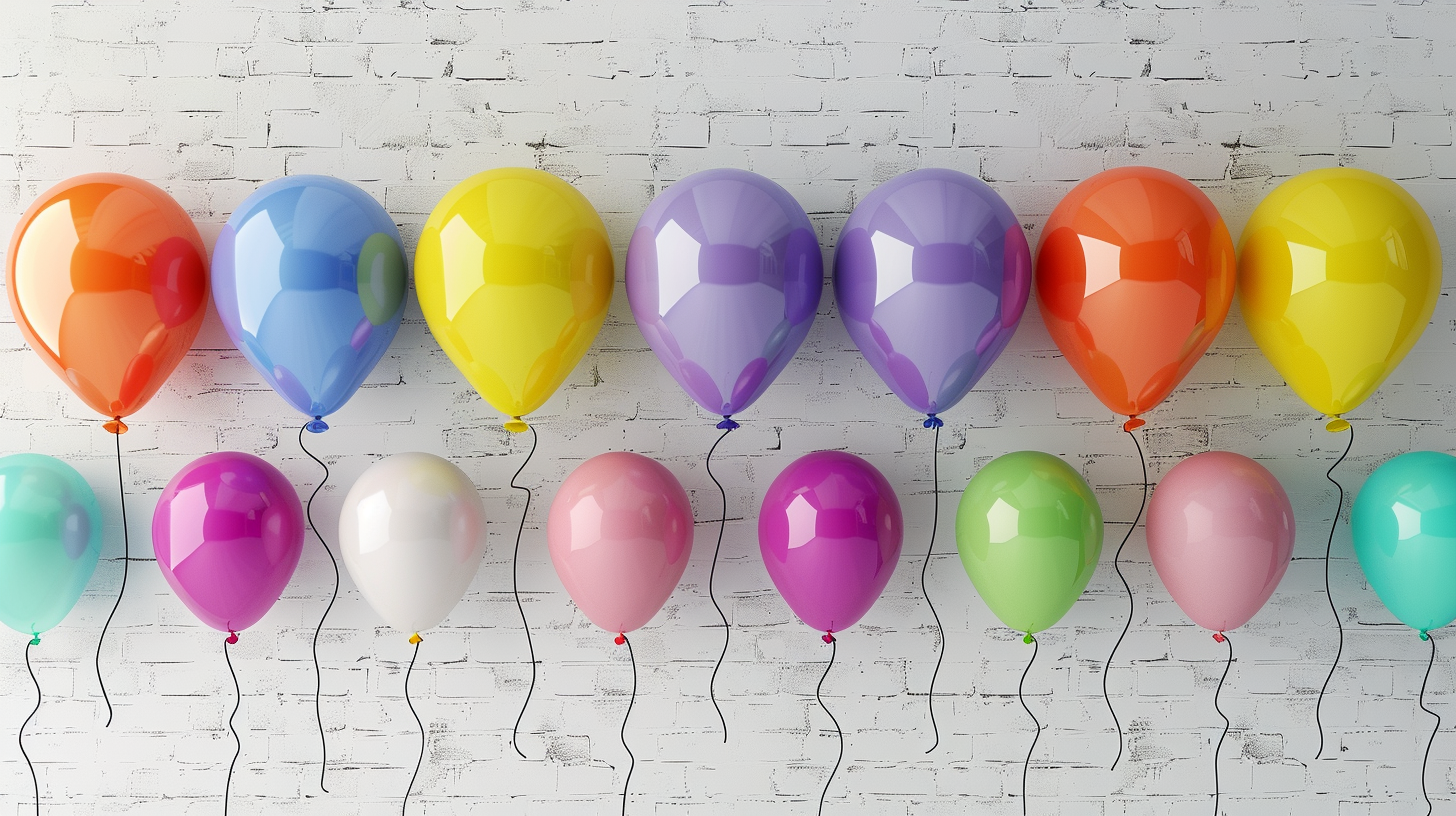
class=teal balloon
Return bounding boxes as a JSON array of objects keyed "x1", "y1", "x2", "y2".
[
  {"x1": 1352, "y1": 451, "x2": 1456, "y2": 637},
  {"x1": 0, "y1": 454, "x2": 102, "y2": 639}
]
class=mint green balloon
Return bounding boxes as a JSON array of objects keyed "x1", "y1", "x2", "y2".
[
  {"x1": 0, "y1": 454, "x2": 102, "y2": 640},
  {"x1": 1352, "y1": 451, "x2": 1456, "y2": 638},
  {"x1": 955, "y1": 451, "x2": 1103, "y2": 635}
]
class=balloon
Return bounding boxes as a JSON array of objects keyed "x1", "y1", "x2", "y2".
[
  {"x1": 1352, "y1": 451, "x2": 1456, "y2": 636},
  {"x1": 759, "y1": 451, "x2": 903, "y2": 636},
  {"x1": 6, "y1": 173, "x2": 209, "y2": 428},
  {"x1": 0, "y1": 454, "x2": 102, "y2": 640},
  {"x1": 626, "y1": 169, "x2": 822, "y2": 423},
  {"x1": 834, "y1": 168, "x2": 1031, "y2": 418},
  {"x1": 153, "y1": 452, "x2": 304, "y2": 634},
  {"x1": 546, "y1": 452, "x2": 693, "y2": 635},
  {"x1": 212, "y1": 176, "x2": 407, "y2": 429},
  {"x1": 415, "y1": 168, "x2": 613, "y2": 432},
  {"x1": 1035, "y1": 167, "x2": 1235, "y2": 427},
  {"x1": 338, "y1": 452, "x2": 487, "y2": 636},
  {"x1": 955, "y1": 451, "x2": 1103, "y2": 635},
  {"x1": 1238, "y1": 168, "x2": 1441, "y2": 423},
  {"x1": 1146, "y1": 452, "x2": 1295, "y2": 633}
]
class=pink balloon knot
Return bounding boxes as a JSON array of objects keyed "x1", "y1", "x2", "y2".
[
  {"x1": 614, "y1": 633, "x2": 626, "y2": 646},
  {"x1": 226, "y1": 631, "x2": 239, "y2": 645},
  {"x1": 1212, "y1": 632, "x2": 1226, "y2": 643},
  {"x1": 822, "y1": 632, "x2": 836, "y2": 644}
]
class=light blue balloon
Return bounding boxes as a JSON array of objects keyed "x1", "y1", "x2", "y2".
[
  {"x1": 1352, "y1": 451, "x2": 1456, "y2": 638},
  {"x1": 212, "y1": 176, "x2": 407, "y2": 430},
  {"x1": 0, "y1": 454, "x2": 102, "y2": 640}
]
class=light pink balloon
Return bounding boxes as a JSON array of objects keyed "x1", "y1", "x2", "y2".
[
  {"x1": 547, "y1": 452, "x2": 694, "y2": 635},
  {"x1": 1147, "y1": 451, "x2": 1295, "y2": 633}
]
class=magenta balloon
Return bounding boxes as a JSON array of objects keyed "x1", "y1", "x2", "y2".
[
  {"x1": 1146, "y1": 451, "x2": 1295, "y2": 633},
  {"x1": 626, "y1": 168, "x2": 823, "y2": 420},
  {"x1": 759, "y1": 451, "x2": 903, "y2": 635},
  {"x1": 152, "y1": 452, "x2": 305, "y2": 634},
  {"x1": 547, "y1": 451, "x2": 694, "y2": 635},
  {"x1": 834, "y1": 168, "x2": 1031, "y2": 418}
]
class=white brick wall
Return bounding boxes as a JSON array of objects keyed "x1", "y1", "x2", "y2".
[{"x1": 1, "y1": 1, "x2": 1454, "y2": 813}]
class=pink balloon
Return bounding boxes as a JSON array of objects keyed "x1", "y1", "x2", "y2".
[
  {"x1": 1147, "y1": 451, "x2": 1295, "y2": 633},
  {"x1": 547, "y1": 452, "x2": 694, "y2": 635},
  {"x1": 759, "y1": 451, "x2": 903, "y2": 636},
  {"x1": 153, "y1": 452, "x2": 304, "y2": 634}
]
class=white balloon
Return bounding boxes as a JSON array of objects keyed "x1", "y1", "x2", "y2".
[{"x1": 338, "y1": 452, "x2": 487, "y2": 635}]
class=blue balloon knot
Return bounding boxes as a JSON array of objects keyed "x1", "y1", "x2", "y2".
[
  {"x1": 923, "y1": 414, "x2": 943, "y2": 429},
  {"x1": 717, "y1": 417, "x2": 739, "y2": 431},
  {"x1": 306, "y1": 417, "x2": 329, "y2": 434}
]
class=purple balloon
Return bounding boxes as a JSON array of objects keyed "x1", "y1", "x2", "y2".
[
  {"x1": 834, "y1": 168, "x2": 1031, "y2": 418},
  {"x1": 627, "y1": 169, "x2": 823, "y2": 421},
  {"x1": 153, "y1": 452, "x2": 304, "y2": 634},
  {"x1": 759, "y1": 451, "x2": 903, "y2": 635}
]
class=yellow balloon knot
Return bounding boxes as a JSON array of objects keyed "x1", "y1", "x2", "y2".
[
  {"x1": 409, "y1": 632, "x2": 422, "y2": 644},
  {"x1": 104, "y1": 417, "x2": 129, "y2": 435},
  {"x1": 1325, "y1": 418, "x2": 1351, "y2": 433},
  {"x1": 504, "y1": 418, "x2": 529, "y2": 434}
]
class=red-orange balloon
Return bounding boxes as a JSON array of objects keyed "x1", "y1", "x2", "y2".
[
  {"x1": 6, "y1": 174, "x2": 208, "y2": 423},
  {"x1": 1035, "y1": 167, "x2": 1235, "y2": 422}
]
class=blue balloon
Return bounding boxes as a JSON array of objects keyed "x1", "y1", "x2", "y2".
[
  {"x1": 212, "y1": 176, "x2": 407, "y2": 429},
  {"x1": 1352, "y1": 451, "x2": 1456, "y2": 637}
]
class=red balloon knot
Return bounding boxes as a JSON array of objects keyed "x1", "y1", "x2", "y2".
[
  {"x1": 226, "y1": 631, "x2": 239, "y2": 645},
  {"x1": 1213, "y1": 632, "x2": 1226, "y2": 643},
  {"x1": 614, "y1": 633, "x2": 626, "y2": 645},
  {"x1": 1122, "y1": 417, "x2": 1145, "y2": 432},
  {"x1": 822, "y1": 632, "x2": 836, "y2": 644}
]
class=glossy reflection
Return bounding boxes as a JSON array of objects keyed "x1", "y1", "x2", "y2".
[
  {"x1": 834, "y1": 168, "x2": 1031, "y2": 416},
  {"x1": 547, "y1": 452, "x2": 693, "y2": 634},
  {"x1": 338, "y1": 452, "x2": 487, "y2": 635},
  {"x1": 627, "y1": 168, "x2": 822, "y2": 417},
  {"x1": 212, "y1": 176, "x2": 407, "y2": 420},
  {"x1": 1353, "y1": 451, "x2": 1456, "y2": 634},
  {"x1": 0, "y1": 454, "x2": 102, "y2": 638},
  {"x1": 153, "y1": 452, "x2": 303, "y2": 633},
  {"x1": 955, "y1": 451, "x2": 1102, "y2": 635},
  {"x1": 759, "y1": 451, "x2": 902, "y2": 634},
  {"x1": 1036, "y1": 167, "x2": 1235, "y2": 419},
  {"x1": 415, "y1": 168, "x2": 613, "y2": 428},
  {"x1": 1147, "y1": 452, "x2": 1294, "y2": 633},
  {"x1": 7, "y1": 173, "x2": 208, "y2": 420},
  {"x1": 1239, "y1": 168, "x2": 1441, "y2": 418}
]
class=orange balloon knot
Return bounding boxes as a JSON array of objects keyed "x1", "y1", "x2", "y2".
[
  {"x1": 409, "y1": 633, "x2": 423, "y2": 645},
  {"x1": 822, "y1": 631, "x2": 836, "y2": 644},
  {"x1": 1022, "y1": 633, "x2": 1035, "y2": 644},
  {"x1": 504, "y1": 417, "x2": 529, "y2": 434},
  {"x1": 923, "y1": 414, "x2": 943, "y2": 429},
  {"x1": 1325, "y1": 418, "x2": 1351, "y2": 433},
  {"x1": 305, "y1": 417, "x2": 329, "y2": 433},
  {"x1": 226, "y1": 631, "x2": 239, "y2": 645},
  {"x1": 29, "y1": 633, "x2": 40, "y2": 646},
  {"x1": 614, "y1": 633, "x2": 627, "y2": 645},
  {"x1": 104, "y1": 417, "x2": 129, "y2": 435},
  {"x1": 1421, "y1": 630, "x2": 1430, "y2": 642},
  {"x1": 1122, "y1": 417, "x2": 1145, "y2": 432},
  {"x1": 1212, "y1": 632, "x2": 1226, "y2": 643},
  {"x1": 716, "y1": 416, "x2": 739, "y2": 431}
]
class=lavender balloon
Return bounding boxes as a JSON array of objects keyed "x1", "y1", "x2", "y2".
[
  {"x1": 627, "y1": 169, "x2": 823, "y2": 424},
  {"x1": 834, "y1": 169, "x2": 1031, "y2": 420}
]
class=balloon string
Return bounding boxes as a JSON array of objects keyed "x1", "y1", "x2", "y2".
[
  {"x1": 97, "y1": 429, "x2": 130, "y2": 727},
  {"x1": 705, "y1": 423, "x2": 735, "y2": 742},
  {"x1": 1106, "y1": 427, "x2": 1147, "y2": 771},
  {"x1": 299, "y1": 424, "x2": 339, "y2": 793},
  {"x1": 510, "y1": 425, "x2": 539, "y2": 759},
  {"x1": 403, "y1": 637, "x2": 424, "y2": 816},
  {"x1": 1419, "y1": 631, "x2": 1439, "y2": 816},
  {"x1": 223, "y1": 635, "x2": 241, "y2": 816},
  {"x1": 1213, "y1": 633, "x2": 1232, "y2": 816},
  {"x1": 619, "y1": 634, "x2": 637, "y2": 816},
  {"x1": 21, "y1": 638, "x2": 40, "y2": 816},
  {"x1": 816, "y1": 635, "x2": 842, "y2": 816},
  {"x1": 1019, "y1": 635, "x2": 1041, "y2": 816},
  {"x1": 922, "y1": 419, "x2": 945, "y2": 754},
  {"x1": 1315, "y1": 423, "x2": 1354, "y2": 761}
]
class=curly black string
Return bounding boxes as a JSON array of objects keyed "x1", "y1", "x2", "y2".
[
  {"x1": 1019, "y1": 635, "x2": 1041, "y2": 816},
  {"x1": 21, "y1": 637, "x2": 40, "y2": 816},
  {"x1": 705, "y1": 419, "x2": 736, "y2": 742},
  {"x1": 1107, "y1": 428, "x2": 1148, "y2": 771},
  {"x1": 97, "y1": 429, "x2": 131, "y2": 727},
  {"x1": 223, "y1": 634, "x2": 241, "y2": 816},
  {"x1": 922, "y1": 415, "x2": 946, "y2": 754},
  {"x1": 403, "y1": 637, "x2": 424, "y2": 815},
  {"x1": 299, "y1": 423, "x2": 339, "y2": 792},
  {"x1": 816, "y1": 634, "x2": 843, "y2": 816},
  {"x1": 1315, "y1": 423, "x2": 1354, "y2": 761},
  {"x1": 1213, "y1": 633, "x2": 1233, "y2": 816},
  {"x1": 619, "y1": 634, "x2": 638, "y2": 816},
  {"x1": 510, "y1": 425, "x2": 539, "y2": 759},
  {"x1": 1419, "y1": 631, "x2": 1439, "y2": 816}
]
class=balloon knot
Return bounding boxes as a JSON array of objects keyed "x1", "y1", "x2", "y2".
[
  {"x1": 104, "y1": 417, "x2": 129, "y2": 435},
  {"x1": 1023, "y1": 633, "x2": 1034, "y2": 644},
  {"x1": 29, "y1": 634, "x2": 39, "y2": 646},
  {"x1": 1213, "y1": 632, "x2": 1226, "y2": 643},
  {"x1": 614, "y1": 633, "x2": 626, "y2": 645},
  {"x1": 717, "y1": 417, "x2": 739, "y2": 430},
  {"x1": 306, "y1": 417, "x2": 329, "y2": 433},
  {"x1": 409, "y1": 633, "x2": 423, "y2": 645},
  {"x1": 1326, "y1": 417, "x2": 1351, "y2": 433},
  {"x1": 1122, "y1": 417, "x2": 1145, "y2": 432},
  {"x1": 504, "y1": 417, "x2": 529, "y2": 434},
  {"x1": 822, "y1": 631, "x2": 836, "y2": 644},
  {"x1": 226, "y1": 631, "x2": 239, "y2": 645},
  {"x1": 1421, "y1": 630, "x2": 1430, "y2": 642},
  {"x1": 923, "y1": 414, "x2": 943, "y2": 429}
]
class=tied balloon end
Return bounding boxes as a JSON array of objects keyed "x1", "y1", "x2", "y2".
[
  {"x1": 1122, "y1": 416, "x2": 1145, "y2": 432},
  {"x1": 305, "y1": 416, "x2": 329, "y2": 433},
  {"x1": 1213, "y1": 631, "x2": 1226, "y2": 643},
  {"x1": 226, "y1": 631, "x2": 239, "y2": 645},
  {"x1": 822, "y1": 631, "x2": 836, "y2": 644},
  {"x1": 504, "y1": 417, "x2": 530, "y2": 434},
  {"x1": 923, "y1": 414, "x2": 943, "y2": 429},
  {"x1": 1421, "y1": 629, "x2": 1431, "y2": 642},
  {"x1": 1326, "y1": 417, "x2": 1351, "y2": 433},
  {"x1": 716, "y1": 416, "x2": 739, "y2": 431},
  {"x1": 1023, "y1": 633, "x2": 1035, "y2": 645},
  {"x1": 614, "y1": 633, "x2": 626, "y2": 646},
  {"x1": 29, "y1": 633, "x2": 39, "y2": 646},
  {"x1": 409, "y1": 632, "x2": 422, "y2": 645},
  {"x1": 104, "y1": 417, "x2": 129, "y2": 435}
]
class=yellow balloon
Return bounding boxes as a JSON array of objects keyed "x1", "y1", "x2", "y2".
[
  {"x1": 1238, "y1": 168, "x2": 1441, "y2": 422},
  {"x1": 415, "y1": 168, "x2": 613, "y2": 432}
]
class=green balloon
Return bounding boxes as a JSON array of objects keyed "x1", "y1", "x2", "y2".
[
  {"x1": 1352, "y1": 450, "x2": 1456, "y2": 637},
  {"x1": 955, "y1": 451, "x2": 1103, "y2": 635},
  {"x1": 0, "y1": 454, "x2": 102, "y2": 641}
]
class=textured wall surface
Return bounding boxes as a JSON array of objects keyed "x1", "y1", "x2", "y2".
[{"x1": 2, "y1": 1, "x2": 1455, "y2": 813}]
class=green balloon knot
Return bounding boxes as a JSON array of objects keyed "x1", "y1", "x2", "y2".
[
  {"x1": 1023, "y1": 633, "x2": 1034, "y2": 645},
  {"x1": 1421, "y1": 630, "x2": 1430, "y2": 641},
  {"x1": 29, "y1": 634, "x2": 40, "y2": 646}
]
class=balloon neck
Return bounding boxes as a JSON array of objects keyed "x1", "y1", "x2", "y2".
[
  {"x1": 717, "y1": 416, "x2": 739, "y2": 431},
  {"x1": 822, "y1": 631, "x2": 835, "y2": 644},
  {"x1": 409, "y1": 632, "x2": 423, "y2": 645},
  {"x1": 29, "y1": 634, "x2": 39, "y2": 646},
  {"x1": 1022, "y1": 633, "x2": 1035, "y2": 645},
  {"x1": 505, "y1": 417, "x2": 529, "y2": 434},
  {"x1": 614, "y1": 633, "x2": 626, "y2": 645},
  {"x1": 1122, "y1": 416, "x2": 1145, "y2": 432},
  {"x1": 923, "y1": 414, "x2": 943, "y2": 429},
  {"x1": 1326, "y1": 417, "x2": 1351, "y2": 433},
  {"x1": 1212, "y1": 632, "x2": 1226, "y2": 643},
  {"x1": 104, "y1": 417, "x2": 129, "y2": 435},
  {"x1": 306, "y1": 417, "x2": 329, "y2": 433},
  {"x1": 1421, "y1": 630, "x2": 1430, "y2": 642},
  {"x1": 226, "y1": 631, "x2": 239, "y2": 645}
]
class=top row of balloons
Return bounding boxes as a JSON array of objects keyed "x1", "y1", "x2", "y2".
[{"x1": 4, "y1": 165, "x2": 1441, "y2": 435}]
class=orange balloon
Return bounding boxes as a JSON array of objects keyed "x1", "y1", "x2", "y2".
[
  {"x1": 1035, "y1": 167, "x2": 1235, "y2": 424},
  {"x1": 6, "y1": 174, "x2": 208, "y2": 425}
]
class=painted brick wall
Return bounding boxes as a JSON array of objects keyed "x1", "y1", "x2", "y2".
[{"x1": 1, "y1": 1, "x2": 1454, "y2": 813}]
